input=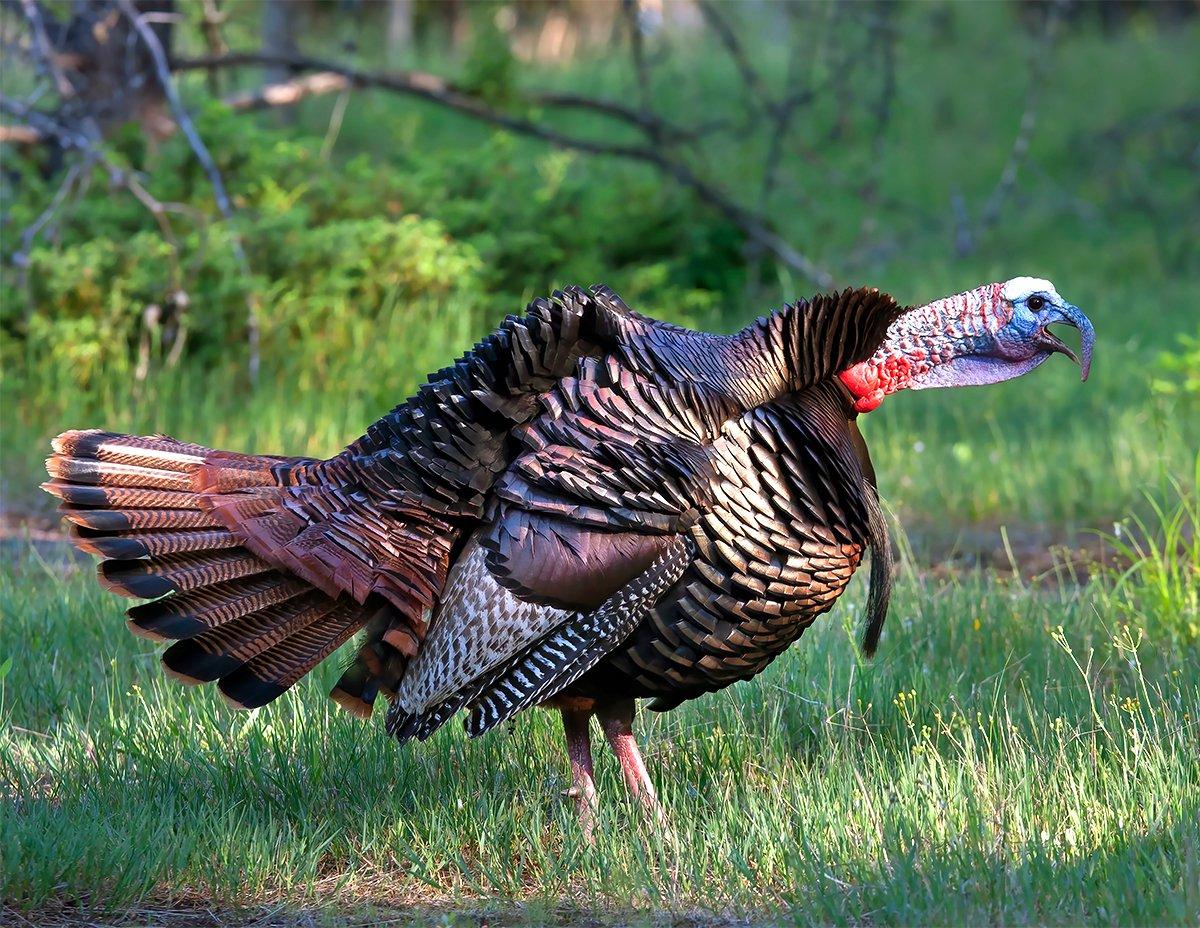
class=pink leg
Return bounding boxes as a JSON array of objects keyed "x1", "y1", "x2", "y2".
[
  {"x1": 598, "y1": 700, "x2": 665, "y2": 825},
  {"x1": 560, "y1": 707, "x2": 598, "y2": 838}
]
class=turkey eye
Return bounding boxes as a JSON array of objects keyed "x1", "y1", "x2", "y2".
[{"x1": 1027, "y1": 295, "x2": 1046, "y2": 312}]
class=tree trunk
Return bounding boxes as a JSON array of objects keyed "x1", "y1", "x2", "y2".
[
  {"x1": 261, "y1": 0, "x2": 298, "y2": 122},
  {"x1": 386, "y1": 0, "x2": 414, "y2": 64}
]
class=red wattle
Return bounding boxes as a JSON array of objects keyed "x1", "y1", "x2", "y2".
[
  {"x1": 839, "y1": 361, "x2": 879, "y2": 398},
  {"x1": 851, "y1": 391, "x2": 884, "y2": 414},
  {"x1": 840, "y1": 354, "x2": 917, "y2": 414},
  {"x1": 839, "y1": 365, "x2": 885, "y2": 413}
]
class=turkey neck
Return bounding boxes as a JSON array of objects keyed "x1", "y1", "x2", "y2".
[
  {"x1": 606, "y1": 289, "x2": 905, "y2": 412},
  {"x1": 838, "y1": 282, "x2": 1008, "y2": 413}
]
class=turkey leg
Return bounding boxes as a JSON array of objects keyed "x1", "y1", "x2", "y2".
[
  {"x1": 560, "y1": 706, "x2": 598, "y2": 838},
  {"x1": 598, "y1": 699, "x2": 665, "y2": 825}
]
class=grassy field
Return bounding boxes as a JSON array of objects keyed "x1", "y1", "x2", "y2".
[
  {"x1": 2, "y1": 3, "x2": 1199, "y2": 924},
  {"x1": 2, "y1": 475, "x2": 1197, "y2": 924}
]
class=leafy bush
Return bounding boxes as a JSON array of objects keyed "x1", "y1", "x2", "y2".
[{"x1": 2, "y1": 101, "x2": 740, "y2": 400}]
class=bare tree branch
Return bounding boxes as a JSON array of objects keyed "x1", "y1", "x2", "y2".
[
  {"x1": 170, "y1": 50, "x2": 834, "y2": 287},
  {"x1": 174, "y1": 51, "x2": 718, "y2": 142},
  {"x1": 862, "y1": 0, "x2": 898, "y2": 206},
  {"x1": 695, "y1": 0, "x2": 771, "y2": 115},
  {"x1": 620, "y1": 0, "x2": 664, "y2": 149},
  {"x1": 9, "y1": 158, "x2": 88, "y2": 315},
  {"x1": 979, "y1": 1, "x2": 1065, "y2": 229},
  {"x1": 19, "y1": 0, "x2": 73, "y2": 99},
  {"x1": 758, "y1": 8, "x2": 805, "y2": 213},
  {"x1": 225, "y1": 71, "x2": 351, "y2": 113},
  {"x1": 197, "y1": 0, "x2": 227, "y2": 96},
  {"x1": 0, "y1": 92, "x2": 90, "y2": 149},
  {"x1": 533, "y1": 90, "x2": 727, "y2": 142},
  {"x1": 117, "y1": 1, "x2": 231, "y2": 216},
  {"x1": 0, "y1": 123, "x2": 42, "y2": 143},
  {"x1": 11, "y1": 160, "x2": 86, "y2": 265}
]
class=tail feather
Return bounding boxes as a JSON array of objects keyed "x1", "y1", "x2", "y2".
[
  {"x1": 61, "y1": 507, "x2": 222, "y2": 531},
  {"x1": 218, "y1": 602, "x2": 364, "y2": 709},
  {"x1": 98, "y1": 549, "x2": 273, "y2": 598},
  {"x1": 52, "y1": 429, "x2": 209, "y2": 462},
  {"x1": 161, "y1": 591, "x2": 337, "y2": 684},
  {"x1": 41, "y1": 480, "x2": 202, "y2": 509},
  {"x1": 44, "y1": 429, "x2": 376, "y2": 712},
  {"x1": 71, "y1": 526, "x2": 240, "y2": 559},
  {"x1": 45, "y1": 456, "x2": 195, "y2": 491},
  {"x1": 126, "y1": 573, "x2": 310, "y2": 639}
]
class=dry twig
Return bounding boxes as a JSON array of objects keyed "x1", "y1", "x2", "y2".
[
  {"x1": 116, "y1": 0, "x2": 260, "y2": 381},
  {"x1": 225, "y1": 71, "x2": 351, "y2": 113}
]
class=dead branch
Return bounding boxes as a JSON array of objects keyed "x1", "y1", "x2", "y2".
[
  {"x1": 11, "y1": 159, "x2": 87, "y2": 269},
  {"x1": 979, "y1": 1, "x2": 1065, "y2": 230},
  {"x1": 620, "y1": 0, "x2": 664, "y2": 148},
  {"x1": 0, "y1": 123, "x2": 42, "y2": 143},
  {"x1": 695, "y1": 0, "x2": 772, "y2": 115},
  {"x1": 174, "y1": 51, "x2": 716, "y2": 143},
  {"x1": 5, "y1": 91, "x2": 197, "y2": 355},
  {"x1": 4, "y1": 2, "x2": 248, "y2": 382},
  {"x1": 530, "y1": 91, "x2": 726, "y2": 143},
  {"x1": 198, "y1": 0, "x2": 227, "y2": 96},
  {"x1": 10, "y1": 158, "x2": 88, "y2": 314},
  {"x1": 117, "y1": 1, "x2": 230, "y2": 216},
  {"x1": 19, "y1": 0, "x2": 73, "y2": 99},
  {"x1": 225, "y1": 72, "x2": 351, "y2": 113},
  {"x1": 170, "y1": 49, "x2": 834, "y2": 287},
  {"x1": 758, "y1": 8, "x2": 806, "y2": 213},
  {"x1": 0, "y1": 91, "x2": 91, "y2": 149},
  {"x1": 1092, "y1": 102, "x2": 1200, "y2": 145},
  {"x1": 172, "y1": 51, "x2": 652, "y2": 156},
  {"x1": 862, "y1": 0, "x2": 897, "y2": 206}
]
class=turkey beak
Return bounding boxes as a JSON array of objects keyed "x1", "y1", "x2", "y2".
[{"x1": 1038, "y1": 303, "x2": 1094, "y2": 381}]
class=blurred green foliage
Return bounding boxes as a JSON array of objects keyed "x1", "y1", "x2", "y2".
[
  {"x1": 1152, "y1": 334, "x2": 1200, "y2": 397},
  {"x1": 1, "y1": 102, "x2": 738, "y2": 391}
]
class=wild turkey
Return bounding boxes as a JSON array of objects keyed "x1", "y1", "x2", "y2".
[{"x1": 44, "y1": 277, "x2": 1093, "y2": 826}]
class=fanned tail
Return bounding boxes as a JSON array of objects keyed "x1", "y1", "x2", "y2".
[{"x1": 43, "y1": 429, "x2": 372, "y2": 710}]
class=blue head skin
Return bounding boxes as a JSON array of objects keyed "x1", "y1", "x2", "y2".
[{"x1": 977, "y1": 277, "x2": 1095, "y2": 384}]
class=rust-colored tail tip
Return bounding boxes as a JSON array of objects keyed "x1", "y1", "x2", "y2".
[{"x1": 50, "y1": 429, "x2": 100, "y2": 456}]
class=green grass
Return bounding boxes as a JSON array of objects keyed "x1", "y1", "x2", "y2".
[{"x1": 2, "y1": 470, "x2": 1197, "y2": 924}]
